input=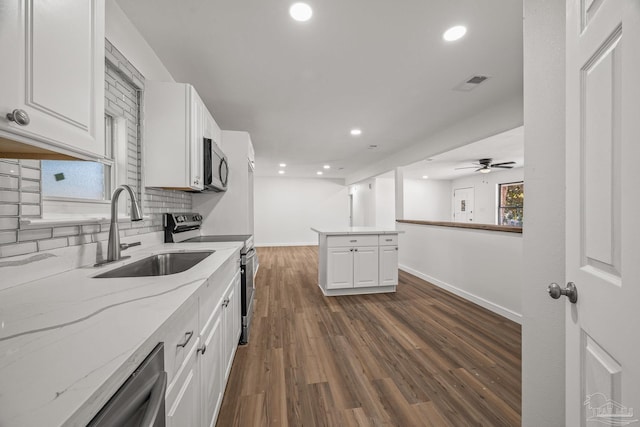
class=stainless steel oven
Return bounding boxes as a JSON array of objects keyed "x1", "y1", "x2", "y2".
[{"x1": 164, "y1": 213, "x2": 256, "y2": 344}]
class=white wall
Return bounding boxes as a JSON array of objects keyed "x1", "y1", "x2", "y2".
[
  {"x1": 374, "y1": 177, "x2": 395, "y2": 227},
  {"x1": 450, "y1": 168, "x2": 524, "y2": 224},
  {"x1": 254, "y1": 177, "x2": 349, "y2": 246},
  {"x1": 403, "y1": 179, "x2": 451, "y2": 221},
  {"x1": 398, "y1": 222, "x2": 522, "y2": 322},
  {"x1": 522, "y1": 0, "x2": 566, "y2": 425},
  {"x1": 105, "y1": 0, "x2": 174, "y2": 82}
]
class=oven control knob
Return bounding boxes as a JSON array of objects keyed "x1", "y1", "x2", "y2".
[{"x1": 195, "y1": 215, "x2": 202, "y2": 221}]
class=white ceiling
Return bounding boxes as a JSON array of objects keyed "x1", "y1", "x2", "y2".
[
  {"x1": 402, "y1": 126, "x2": 524, "y2": 180},
  {"x1": 116, "y1": 0, "x2": 523, "y2": 180}
]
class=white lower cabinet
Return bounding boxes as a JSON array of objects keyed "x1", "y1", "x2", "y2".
[
  {"x1": 166, "y1": 341, "x2": 201, "y2": 427},
  {"x1": 200, "y1": 304, "x2": 223, "y2": 427},
  {"x1": 164, "y1": 261, "x2": 242, "y2": 427},
  {"x1": 327, "y1": 247, "x2": 354, "y2": 289},
  {"x1": 353, "y1": 247, "x2": 379, "y2": 288},
  {"x1": 317, "y1": 232, "x2": 400, "y2": 296},
  {"x1": 379, "y1": 245, "x2": 399, "y2": 286},
  {"x1": 326, "y1": 245, "x2": 378, "y2": 290}
]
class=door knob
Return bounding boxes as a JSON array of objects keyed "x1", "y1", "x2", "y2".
[
  {"x1": 548, "y1": 282, "x2": 578, "y2": 304},
  {"x1": 6, "y1": 109, "x2": 30, "y2": 126}
]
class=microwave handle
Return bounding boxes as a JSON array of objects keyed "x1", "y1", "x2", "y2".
[
  {"x1": 139, "y1": 371, "x2": 167, "y2": 427},
  {"x1": 219, "y1": 157, "x2": 229, "y2": 187}
]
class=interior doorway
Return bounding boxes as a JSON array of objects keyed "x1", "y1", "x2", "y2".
[{"x1": 453, "y1": 187, "x2": 474, "y2": 222}]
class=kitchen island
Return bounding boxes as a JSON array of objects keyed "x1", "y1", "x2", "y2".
[{"x1": 311, "y1": 227, "x2": 402, "y2": 296}]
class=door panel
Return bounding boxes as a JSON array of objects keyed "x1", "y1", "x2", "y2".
[
  {"x1": 379, "y1": 246, "x2": 398, "y2": 286},
  {"x1": 566, "y1": 0, "x2": 640, "y2": 425},
  {"x1": 353, "y1": 246, "x2": 378, "y2": 288},
  {"x1": 327, "y1": 248, "x2": 353, "y2": 289},
  {"x1": 453, "y1": 187, "x2": 474, "y2": 222}
]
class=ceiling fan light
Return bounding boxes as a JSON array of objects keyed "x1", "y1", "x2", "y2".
[{"x1": 480, "y1": 168, "x2": 491, "y2": 174}]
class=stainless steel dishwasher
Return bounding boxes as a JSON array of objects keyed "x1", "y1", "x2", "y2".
[{"x1": 88, "y1": 343, "x2": 167, "y2": 427}]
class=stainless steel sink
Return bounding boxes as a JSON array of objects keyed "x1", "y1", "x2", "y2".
[{"x1": 94, "y1": 251, "x2": 214, "y2": 278}]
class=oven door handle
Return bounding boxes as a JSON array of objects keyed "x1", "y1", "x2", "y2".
[
  {"x1": 244, "y1": 248, "x2": 256, "y2": 260},
  {"x1": 140, "y1": 371, "x2": 167, "y2": 427}
]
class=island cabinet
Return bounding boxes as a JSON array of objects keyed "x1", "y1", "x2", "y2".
[
  {"x1": 0, "y1": 0, "x2": 106, "y2": 160},
  {"x1": 165, "y1": 256, "x2": 241, "y2": 427},
  {"x1": 313, "y1": 228, "x2": 401, "y2": 296}
]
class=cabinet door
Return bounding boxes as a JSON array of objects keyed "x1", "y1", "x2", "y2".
[
  {"x1": 353, "y1": 246, "x2": 379, "y2": 288},
  {"x1": 0, "y1": 0, "x2": 105, "y2": 157},
  {"x1": 379, "y1": 246, "x2": 399, "y2": 286},
  {"x1": 190, "y1": 89, "x2": 204, "y2": 190},
  {"x1": 200, "y1": 306, "x2": 224, "y2": 427},
  {"x1": 327, "y1": 247, "x2": 354, "y2": 289},
  {"x1": 222, "y1": 271, "x2": 241, "y2": 380},
  {"x1": 166, "y1": 340, "x2": 200, "y2": 427}
]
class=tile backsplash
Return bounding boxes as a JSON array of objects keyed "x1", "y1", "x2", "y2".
[{"x1": 0, "y1": 39, "x2": 192, "y2": 260}]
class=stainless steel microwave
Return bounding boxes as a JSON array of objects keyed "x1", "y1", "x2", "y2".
[{"x1": 204, "y1": 138, "x2": 228, "y2": 192}]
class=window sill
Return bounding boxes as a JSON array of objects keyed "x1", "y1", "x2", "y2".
[{"x1": 20, "y1": 215, "x2": 152, "y2": 229}]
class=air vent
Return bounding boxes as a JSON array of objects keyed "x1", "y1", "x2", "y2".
[{"x1": 453, "y1": 75, "x2": 490, "y2": 92}]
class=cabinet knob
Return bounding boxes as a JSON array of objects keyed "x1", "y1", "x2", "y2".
[
  {"x1": 222, "y1": 298, "x2": 230, "y2": 307},
  {"x1": 197, "y1": 343, "x2": 207, "y2": 355},
  {"x1": 354, "y1": 248, "x2": 358, "y2": 252},
  {"x1": 6, "y1": 109, "x2": 30, "y2": 126}
]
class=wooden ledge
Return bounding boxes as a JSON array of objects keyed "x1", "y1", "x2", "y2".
[{"x1": 396, "y1": 219, "x2": 523, "y2": 234}]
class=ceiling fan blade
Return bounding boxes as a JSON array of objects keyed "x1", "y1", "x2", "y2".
[
  {"x1": 493, "y1": 165, "x2": 514, "y2": 169},
  {"x1": 491, "y1": 161, "x2": 516, "y2": 167},
  {"x1": 454, "y1": 166, "x2": 480, "y2": 170},
  {"x1": 475, "y1": 167, "x2": 485, "y2": 172}
]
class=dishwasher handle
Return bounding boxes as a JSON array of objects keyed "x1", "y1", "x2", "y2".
[{"x1": 140, "y1": 371, "x2": 167, "y2": 427}]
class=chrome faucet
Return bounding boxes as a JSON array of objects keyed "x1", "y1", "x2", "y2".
[{"x1": 105, "y1": 185, "x2": 143, "y2": 263}]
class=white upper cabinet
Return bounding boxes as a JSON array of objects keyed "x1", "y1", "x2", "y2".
[
  {"x1": 144, "y1": 82, "x2": 208, "y2": 191},
  {"x1": 0, "y1": 0, "x2": 105, "y2": 159}
]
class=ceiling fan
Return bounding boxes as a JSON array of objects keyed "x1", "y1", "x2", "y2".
[{"x1": 455, "y1": 158, "x2": 516, "y2": 174}]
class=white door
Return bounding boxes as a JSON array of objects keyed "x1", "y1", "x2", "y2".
[
  {"x1": 353, "y1": 246, "x2": 379, "y2": 288},
  {"x1": 327, "y1": 247, "x2": 354, "y2": 289},
  {"x1": 453, "y1": 187, "x2": 474, "y2": 222},
  {"x1": 379, "y1": 246, "x2": 399, "y2": 286},
  {"x1": 565, "y1": 1, "x2": 640, "y2": 426}
]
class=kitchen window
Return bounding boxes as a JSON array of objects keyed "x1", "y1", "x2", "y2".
[
  {"x1": 41, "y1": 112, "x2": 130, "y2": 218},
  {"x1": 498, "y1": 181, "x2": 524, "y2": 226}
]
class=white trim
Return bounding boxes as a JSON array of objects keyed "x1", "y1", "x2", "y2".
[
  {"x1": 255, "y1": 242, "x2": 318, "y2": 247},
  {"x1": 398, "y1": 263, "x2": 523, "y2": 324}
]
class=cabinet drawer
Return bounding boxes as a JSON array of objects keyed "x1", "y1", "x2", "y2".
[
  {"x1": 164, "y1": 296, "x2": 199, "y2": 384},
  {"x1": 327, "y1": 235, "x2": 378, "y2": 247},
  {"x1": 379, "y1": 235, "x2": 398, "y2": 246}
]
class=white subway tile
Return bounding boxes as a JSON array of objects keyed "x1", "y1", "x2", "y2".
[
  {"x1": 52, "y1": 226, "x2": 79, "y2": 237},
  {"x1": 0, "y1": 190, "x2": 19, "y2": 203},
  {"x1": 0, "y1": 217, "x2": 18, "y2": 230},
  {"x1": 0, "y1": 242, "x2": 37, "y2": 258},
  {"x1": 0, "y1": 231, "x2": 17, "y2": 244},
  {"x1": 18, "y1": 228, "x2": 52, "y2": 242},
  {"x1": 37, "y1": 237, "x2": 68, "y2": 251}
]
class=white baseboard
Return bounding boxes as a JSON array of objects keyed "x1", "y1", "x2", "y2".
[
  {"x1": 399, "y1": 264, "x2": 522, "y2": 324},
  {"x1": 255, "y1": 242, "x2": 318, "y2": 247}
]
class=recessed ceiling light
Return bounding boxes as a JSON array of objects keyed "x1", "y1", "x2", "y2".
[
  {"x1": 289, "y1": 3, "x2": 312, "y2": 22},
  {"x1": 323, "y1": 165, "x2": 330, "y2": 169},
  {"x1": 443, "y1": 25, "x2": 467, "y2": 42},
  {"x1": 316, "y1": 171, "x2": 323, "y2": 175},
  {"x1": 279, "y1": 163, "x2": 287, "y2": 167},
  {"x1": 350, "y1": 128, "x2": 362, "y2": 136},
  {"x1": 422, "y1": 175, "x2": 429, "y2": 179},
  {"x1": 278, "y1": 170, "x2": 285, "y2": 174}
]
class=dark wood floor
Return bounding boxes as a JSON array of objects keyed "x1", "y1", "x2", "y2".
[{"x1": 217, "y1": 246, "x2": 521, "y2": 427}]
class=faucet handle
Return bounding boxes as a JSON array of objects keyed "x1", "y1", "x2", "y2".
[{"x1": 120, "y1": 241, "x2": 141, "y2": 251}]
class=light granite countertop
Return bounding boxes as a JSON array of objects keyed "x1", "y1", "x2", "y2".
[
  {"x1": 310, "y1": 226, "x2": 404, "y2": 235},
  {"x1": 0, "y1": 241, "x2": 243, "y2": 427}
]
